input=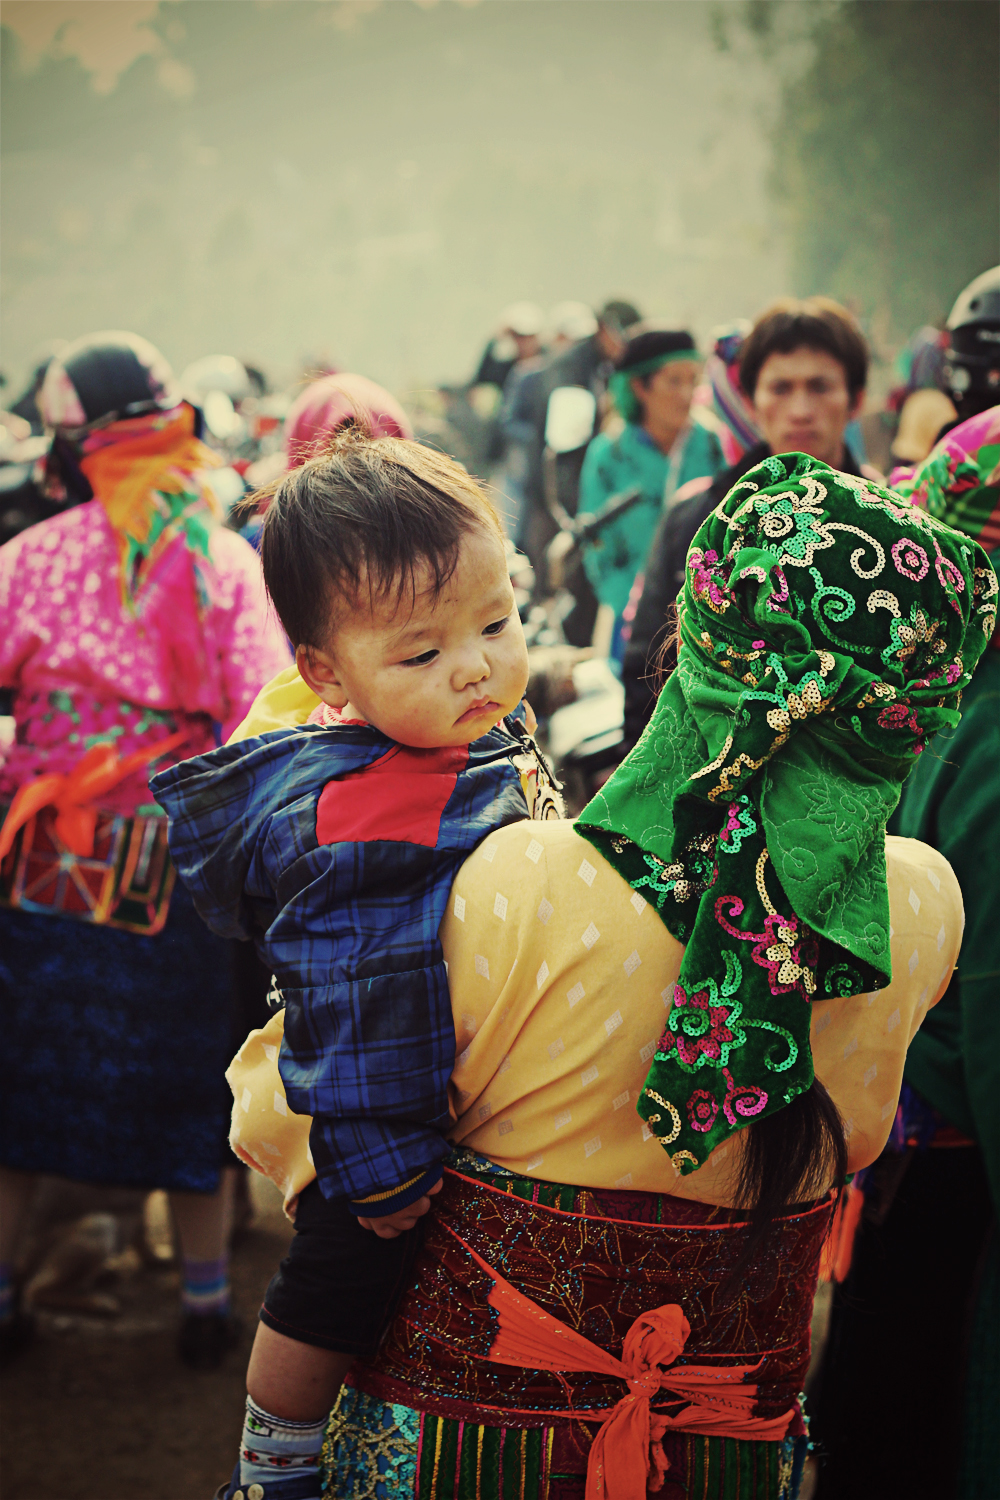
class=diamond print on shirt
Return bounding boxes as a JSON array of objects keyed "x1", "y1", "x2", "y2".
[
  {"x1": 525, "y1": 838, "x2": 543, "y2": 864},
  {"x1": 577, "y1": 860, "x2": 596, "y2": 887},
  {"x1": 493, "y1": 892, "x2": 508, "y2": 920},
  {"x1": 581, "y1": 922, "x2": 600, "y2": 949}
]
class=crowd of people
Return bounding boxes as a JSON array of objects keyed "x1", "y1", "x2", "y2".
[{"x1": 0, "y1": 266, "x2": 997, "y2": 1500}]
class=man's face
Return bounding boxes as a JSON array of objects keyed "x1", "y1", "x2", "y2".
[
  {"x1": 596, "y1": 322, "x2": 627, "y2": 362},
  {"x1": 752, "y1": 347, "x2": 864, "y2": 468},
  {"x1": 297, "y1": 527, "x2": 529, "y2": 749}
]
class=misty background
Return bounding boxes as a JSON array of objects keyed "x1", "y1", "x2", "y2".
[{"x1": 2, "y1": 0, "x2": 997, "y2": 400}]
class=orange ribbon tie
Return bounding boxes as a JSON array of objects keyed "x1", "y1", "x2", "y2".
[
  {"x1": 445, "y1": 1223, "x2": 794, "y2": 1500},
  {"x1": 0, "y1": 730, "x2": 189, "y2": 862}
]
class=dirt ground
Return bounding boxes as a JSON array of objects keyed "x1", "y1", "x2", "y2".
[
  {"x1": 0, "y1": 1177, "x2": 829, "y2": 1500},
  {"x1": 0, "y1": 1175, "x2": 293, "y2": 1500}
]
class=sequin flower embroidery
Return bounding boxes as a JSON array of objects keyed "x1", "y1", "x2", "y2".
[{"x1": 660, "y1": 981, "x2": 745, "y2": 1072}]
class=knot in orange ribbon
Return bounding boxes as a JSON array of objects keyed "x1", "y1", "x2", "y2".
[
  {"x1": 0, "y1": 730, "x2": 188, "y2": 862},
  {"x1": 446, "y1": 1221, "x2": 794, "y2": 1500}
]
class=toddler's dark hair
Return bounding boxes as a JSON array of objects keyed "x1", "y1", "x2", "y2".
[{"x1": 253, "y1": 424, "x2": 504, "y2": 648}]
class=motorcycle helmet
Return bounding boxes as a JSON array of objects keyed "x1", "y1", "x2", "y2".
[
  {"x1": 179, "y1": 354, "x2": 253, "y2": 406},
  {"x1": 942, "y1": 266, "x2": 1000, "y2": 414},
  {"x1": 38, "y1": 331, "x2": 183, "y2": 504}
]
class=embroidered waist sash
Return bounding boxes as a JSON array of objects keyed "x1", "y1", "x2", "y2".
[{"x1": 355, "y1": 1165, "x2": 833, "y2": 1442}]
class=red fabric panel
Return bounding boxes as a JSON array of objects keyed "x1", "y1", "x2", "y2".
[{"x1": 315, "y1": 744, "x2": 469, "y2": 847}]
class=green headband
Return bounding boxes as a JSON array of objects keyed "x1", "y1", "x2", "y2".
[
  {"x1": 609, "y1": 349, "x2": 703, "y2": 424},
  {"x1": 578, "y1": 452, "x2": 997, "y2": 1175}
]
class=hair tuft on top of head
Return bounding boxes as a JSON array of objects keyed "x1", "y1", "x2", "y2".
[{"x1": 253, "y1": 428, "x2": 503, "y2": 649}]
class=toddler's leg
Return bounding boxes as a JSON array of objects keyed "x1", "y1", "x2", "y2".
[
  {"x1": 248, "y1": 1321, "x2": 354, "y2": 1419},
  {"x1": 217, "y1": 1179, "x2": 423, "y2": 1498},
  {"x1": 219, "y1": 1328, "x2": 351, "y2": 1498}
]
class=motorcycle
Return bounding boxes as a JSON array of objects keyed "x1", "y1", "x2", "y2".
[{"x1": 523, "y1": 479, "x2": 643, "y2": 813}]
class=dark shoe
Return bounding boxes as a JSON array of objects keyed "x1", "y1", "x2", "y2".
[
  {"x1": 0, "y1": 1300, "x2": 36, "y2": 1368},
  {"x1": 178, "y1": 1308, "x2": 243, "y2": 1370},
  {"x1": 214, "y1": 1461, "x2": 324, "y2": 1500}
]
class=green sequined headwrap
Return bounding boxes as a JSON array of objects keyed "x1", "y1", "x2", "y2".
[{"x1": 578, "y1": 452, "x2": 998, "y2": 1174}]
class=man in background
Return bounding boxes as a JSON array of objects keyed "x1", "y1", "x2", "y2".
[{"x1": 622, "y1": 296, "x2": 871, "y2": 748}]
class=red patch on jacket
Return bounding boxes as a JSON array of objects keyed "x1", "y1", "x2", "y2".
[{"x1": 315, "y1": 744, "x2": 469, "y2": 847}]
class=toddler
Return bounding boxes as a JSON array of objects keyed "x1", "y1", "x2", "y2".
[{"x1": 153, "y1": 427, "x2": 557, "y2": 1500}]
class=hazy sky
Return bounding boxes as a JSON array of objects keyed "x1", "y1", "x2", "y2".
[{"x1": 2, "y1": 0, "x2": 791, "y2": 397}]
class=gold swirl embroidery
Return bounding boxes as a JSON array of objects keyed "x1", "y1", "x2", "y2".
[
  {"x1": 755, "y1": 849, "x2": 777, "y2": 916},
  {"x1": 643, "y1": 1089, "x2": 681, "y2": 1143},
  {"x1": 671, "y1": 1150, "x2": 700, "y2": 1172}
]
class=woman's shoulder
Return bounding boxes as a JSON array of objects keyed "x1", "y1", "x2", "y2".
[
  {"x1": 0, "y1": 501, "x2": 108, "y2": 593},
  {"x1": 884, "y1": 833, "x2": 963, "y2": 925}
]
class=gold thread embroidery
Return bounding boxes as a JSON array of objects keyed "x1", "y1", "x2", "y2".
[
  {"x1": 430, "y1": 1418, "x2": 444, "y2": 1490},
  {"x1": 643, "y1": 1089, "x2": 681, "y2": 1143},
  {"x1": 755, "y1": 849, "x2": 777, "y2": 916}
]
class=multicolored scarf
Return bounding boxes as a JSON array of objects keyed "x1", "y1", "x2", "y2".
[
  {"x1": 578, "y1": 453, "x2": 997, "y2": 1174},
  {"x1": 79, "y1": 404, "x2": 221, "y2": 616},
  {"x1": 890, "y1": 404, "x2": 1000, "y2": 560}
]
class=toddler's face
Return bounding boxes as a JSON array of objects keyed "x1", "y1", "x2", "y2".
[{"x1": 298, "y1": 527, "x2": 529, "y2": 748}]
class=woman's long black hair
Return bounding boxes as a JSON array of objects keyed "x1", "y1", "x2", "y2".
[{"x1": 651, "y1": 613, "x2": 849, "y2": 1299}]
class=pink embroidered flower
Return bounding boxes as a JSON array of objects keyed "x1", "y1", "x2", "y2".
[
  {"x1": 687, "y1": 1089, "x2": 718, "y2": 1133},
  {"x1": 891, "y1": 538, "x2": 929, "y2": 582},
  {"x1": 715, "y1": 897, "x2": 819, "y2": 1000},
  {"x1": 877, "y1": 701, "x2": 919, "y2": 733},
  {"x1": 661, "y1": 985, "x2": 738, "y2": 1067},
  {"x1": 688, "y1": 548, "x2": 730, "y2": 613}
]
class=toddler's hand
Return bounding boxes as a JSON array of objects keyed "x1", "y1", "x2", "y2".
[{"x1": 356, "y1": 1178, "x2": 443, "y2": 1239}]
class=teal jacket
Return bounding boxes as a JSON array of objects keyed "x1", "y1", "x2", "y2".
[
  {"x1": 578, "y1": 420, "x2": 724, "y2": 618},
  {"x1": 892, "y1": 645, "x2": 1000, "y2": 1214}
]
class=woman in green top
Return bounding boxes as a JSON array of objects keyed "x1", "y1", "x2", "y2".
[
  {"x1": 577, "y1": 325, "x2": 724, "y2": 656},
  {"x1": 810, "y1": 405, "x2": 1000, "y2": 1500}
]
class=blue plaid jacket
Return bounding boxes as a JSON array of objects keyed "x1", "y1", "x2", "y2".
[{"x1": 152, "y1": 720, "x2": 534, "y2": 1211}]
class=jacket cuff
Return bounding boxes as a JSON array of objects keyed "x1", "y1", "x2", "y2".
[{"x1": 348, "y1": 1163, "x2": 443, "y2": 1218}]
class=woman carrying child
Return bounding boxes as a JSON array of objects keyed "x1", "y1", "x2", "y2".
[{"x1": 163, "y1": 444, "x2": 991, "y2": 1499}]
